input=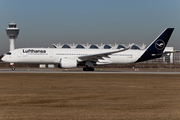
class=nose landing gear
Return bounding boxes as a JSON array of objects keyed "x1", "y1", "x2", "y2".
[
  {"x1": 12, "y1": 66, "x2": 15, "y2": 71},
  {"x1": 10, "y1": 63, "x2": 15, "y2": 71}
]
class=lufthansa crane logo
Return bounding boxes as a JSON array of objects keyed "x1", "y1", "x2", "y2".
[{"x1": 155, "y1": 39, "x2": 165, "y2": 50}]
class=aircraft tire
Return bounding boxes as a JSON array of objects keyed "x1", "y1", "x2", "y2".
[
  {"x1": 88, "y1": 67, "x2": 94, "y2": 71},
  {"x1": 83, "y1": 68, "x2": 87, "y2": 71},
  {"x1": 12, "y1": 67, "x2": 15, "y2": 71}
]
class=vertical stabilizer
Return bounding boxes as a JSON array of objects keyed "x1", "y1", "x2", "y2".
[{"x1": 136, "y1": 28, "x2": 174, "y2": 62}]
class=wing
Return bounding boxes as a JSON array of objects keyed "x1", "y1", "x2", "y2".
[{"x1": 78, "y1": 47, "x2": 130, "y2": 61}]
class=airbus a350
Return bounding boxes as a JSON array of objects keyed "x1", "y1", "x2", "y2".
[{"x1": 1, "y1": 28, "x2": 175, "y2": 71}]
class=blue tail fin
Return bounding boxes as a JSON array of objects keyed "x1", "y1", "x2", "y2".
[{"x1": 136, "y1": 28, "x2": 174, "y2": 63}]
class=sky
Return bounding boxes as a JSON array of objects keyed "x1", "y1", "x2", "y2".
[{"x1": 0, "y1": 0, "x2": 179, "y2": 54}]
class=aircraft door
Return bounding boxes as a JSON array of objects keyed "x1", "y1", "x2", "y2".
[
  {"x1": 17, "y1": 50, "x2": 22, "y2": 57},
  {"x1": 23, "y1": 51, "x2": 27, "y2": 57}
]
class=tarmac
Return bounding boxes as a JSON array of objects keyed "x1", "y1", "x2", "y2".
[{"x1": 1, "y1": 68, "x2": 180, "y2": 74}]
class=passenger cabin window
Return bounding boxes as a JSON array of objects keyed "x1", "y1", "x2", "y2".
[{"x1": 6, "y1": 52, "x2": 12, "y2": 55}]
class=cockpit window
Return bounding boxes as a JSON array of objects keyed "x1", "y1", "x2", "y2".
[{"x1": 6, "y1": 52, "x2": 12, "y2": 55}]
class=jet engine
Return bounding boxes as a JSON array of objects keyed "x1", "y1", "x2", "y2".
[{"x1": 58, "y1": 58, "x2": 77, "y2": 68}]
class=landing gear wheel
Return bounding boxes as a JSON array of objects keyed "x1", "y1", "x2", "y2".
[
  {"x1": 83, "y1": 67, "x2": 88, "y2": 71},
  {"x1": 12, "y1": 67, "x2": 15, "y2": 71},
  {"x1": 88, "y1": 67, "x2": 94, "y2": 71}
]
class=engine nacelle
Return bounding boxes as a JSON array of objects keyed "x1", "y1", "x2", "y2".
[{"x1": 58, "y1": 58, "x2": 77, "y2": 68}]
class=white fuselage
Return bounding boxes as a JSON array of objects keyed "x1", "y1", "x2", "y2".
[{"x1": 2, "y1": 48, "x2": 144, "y2": 65}]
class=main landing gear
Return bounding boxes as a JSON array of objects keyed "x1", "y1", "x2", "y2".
[{"x1": 83, "y1": 66, "x2": 94, "y2": 71}]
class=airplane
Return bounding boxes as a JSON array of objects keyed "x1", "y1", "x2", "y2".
[{"x1": 1, "y1": 28, "x2": 174, "y2": 71}]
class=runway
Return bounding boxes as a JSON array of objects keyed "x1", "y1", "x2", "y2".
[{"x1": 1, "y1": 68, "x2": 180, "y2": 74}]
